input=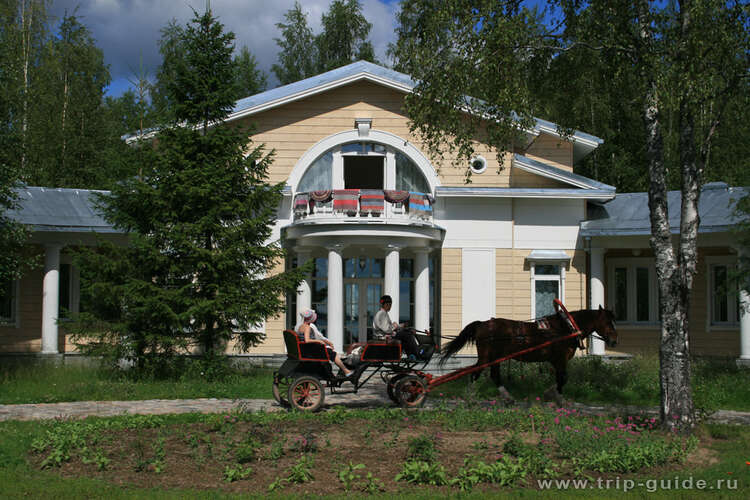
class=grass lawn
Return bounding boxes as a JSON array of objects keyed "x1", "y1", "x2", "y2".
[
  {"x1": 0, "y1": 362, "x2": 274, "y2": 404},
  {"x1": 0, "y1": 407, "x2": 748, "y2": 498},
  {"x1": 433, "y1": 355, "x2": 750, "y2": 413}
]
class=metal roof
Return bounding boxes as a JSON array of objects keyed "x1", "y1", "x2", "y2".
[
  {"x1": 513, "y1": 154, "x2": 615, "y2": 191},
  {"x1": 435, "y1": 186, "x2": 615, "y2": 201},
  {"x1": 5, "y1": 187, "x2": 120, "y2": 233},
  {"x1": 580, "y1": 182, "x2": 748, "y2": 236},
  {"x1": 228, "y1": 61, "x2": 603, "y2": 159}
]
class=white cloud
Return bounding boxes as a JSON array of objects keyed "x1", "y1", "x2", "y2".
[{"x1": 47, "y1": 0, "x2": 401, "y2": 95}]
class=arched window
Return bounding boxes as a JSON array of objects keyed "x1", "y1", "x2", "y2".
[
  {"x1": 295, "y1": 141, "x2": 431, "y2": 193},
  {"x1": 297, "y1": 151, "x2": 333, "y2": 192},
  {"x1": 395, "y1": 151, "x2": 430, "y2": 193}
]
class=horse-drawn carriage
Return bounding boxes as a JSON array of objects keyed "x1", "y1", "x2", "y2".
[
  {"x1": 273, "y1": 300, "x2": 618, "y2": 412},
  {"x1": 272, "y1": 328, "x2": 436, "y2": 411}
]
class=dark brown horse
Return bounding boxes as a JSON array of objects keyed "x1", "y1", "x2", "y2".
[{"x1": 440, "y1": 306, "x2": 618, "y2": 398}]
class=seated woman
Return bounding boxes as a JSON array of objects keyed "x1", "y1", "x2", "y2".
[{"x1": 297, "y1": 309, "x2": 354, "y2": 379}]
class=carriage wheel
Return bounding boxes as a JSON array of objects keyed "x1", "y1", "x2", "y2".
[
  {"x1": 394, "y1": 375, "x2": 427, "y2": 408},
  {"x1": 386, "y1": 374, "x2": 407, "y2": 403},
  {"x1": 272, "y1": 374, "x2": 291, "y2": 407},
  {"x1": 288, "y1": 376, "x2": 325, "y2": 412}
]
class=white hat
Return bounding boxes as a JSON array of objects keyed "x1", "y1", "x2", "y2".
[{"x1": 300, "y1": 309, "x2": 317, "y2": 322}]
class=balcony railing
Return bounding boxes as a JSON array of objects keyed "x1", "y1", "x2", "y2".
[{"x1": 293, "y1": 189, "x2": 433, "y2": 223}]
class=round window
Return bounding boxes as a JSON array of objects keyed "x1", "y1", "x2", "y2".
[{"x1": 470, "y1": 155, "x2": 487, "y2": 174}]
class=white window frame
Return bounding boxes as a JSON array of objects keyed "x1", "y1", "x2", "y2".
[
  {"x1": 607, "y1": 258, "x2": 659, "y2": 325},
  {"x1": 0, "y1": 278, "x2": 20, "y2": 328},
  {"x1": 530, "y1": 261, "x2": 566, "y2": 319},
  {"x1": 706, "y1": 256, "x2": 739, "y2": 330}
]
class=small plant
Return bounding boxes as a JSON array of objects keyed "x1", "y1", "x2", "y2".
[
  {"x1": 81, "y1": 449, "x2": 110, "y2": 471},
  {"x1": 234, "y1": 436, "x2": 261, "y2": 464},
  {"x1": 290, "y1": 432, "x2": 317, "y2": 453},
  {"x1": 338, "y1": 461, "x2": 365, "y2": 491},
  {"x1": 406, "y1": 433, "x2": 438, "y2": 463},
  {"x1": 266, "y1": 437, "x2": 286, "y2": 460},
  {"x1": 395, "y1": 460, "x2": 448, "y2": 485},
  {"x1": 450, "y1": 456, "x2": 528, "y2": 490},
  {"x1": 224, "y1": 464, "x2": 252, "y2": 482},
  {"x1": 362, "y1": 472, "x2": 384, "y2": 493},
  {"x1": 268, "y1": 455, "x2": 315, "y2": 491},
  {"x1": 471, "y1": 439, "x2": 490, "y2": 450}
]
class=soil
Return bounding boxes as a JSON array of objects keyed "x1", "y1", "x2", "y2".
[{"x1": 31, "y1": 417, "x2": 714, "y2": 496}]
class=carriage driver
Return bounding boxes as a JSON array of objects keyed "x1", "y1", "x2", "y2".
[
  {"x1": 373, "y1": 295, "x2": 404, "y2": 340},
  {"x1": 297, "y1": 309, "x2": 354, "y2": 379}
]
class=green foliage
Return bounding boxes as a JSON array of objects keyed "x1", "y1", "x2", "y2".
[
  {"x1": 395, "y1": 460, "x2": 448, "y2": 485},
  {"x1": 405, "y1": 433, "x2": 438, "y2": 463},
  {"x1": 223, "y1": 464, "x2": 252, "y2": 482},
  {"x1": 316, "y1": 0, "x2": 375, "y2": 72},
  {"x1": 290, "y1": 432, "x2": 317, "y2": 454},
  {"x1": 450, "y1": 456, "x2": 529, "y2": 490},
  {"x1": 232, "y1": 46, "x2": 267, "y2": 98},
  {"x1": 272, "y1": 1, "x2": 318, "y2": 85},
  {"x1": 69, "y1": 10, "x2": 306, "y2": 372},
  {"x1": 268, "y1": 454, "x2": 314, "y2": 491},
  {"x1": 234, "y1": 436, "x2": 261, "y2": 464},
  {"x1": 337, "y1": 461, "x2": 365, "y2": 491}
]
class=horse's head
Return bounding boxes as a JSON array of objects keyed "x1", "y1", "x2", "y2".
[{"x1": 594, "y1": 305, "x2": 618, "y2": 348}]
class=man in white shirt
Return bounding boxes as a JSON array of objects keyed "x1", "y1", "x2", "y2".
[{"x1": 373, "y1": 295, "x2": 401, "y2": 340}]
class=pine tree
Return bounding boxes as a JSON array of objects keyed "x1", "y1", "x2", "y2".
[
  {"x1": 233, "y1": 46, "x2": 267, "y2": 98},
  {"x1": 71, "y1": 9, "x2": 306, "y2": 372}
]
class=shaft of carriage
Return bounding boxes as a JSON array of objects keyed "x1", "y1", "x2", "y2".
[{"x1": 425, "y1": 329, "x2": 582, "y2": 391}]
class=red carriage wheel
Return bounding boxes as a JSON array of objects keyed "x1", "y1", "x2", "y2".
[
  {"x1": 288, "y1": 376, "x2": 325, "y2": 412},
  {"x1": 394, "y1": 375, "x2": 427, "y2": 408},
  {"x1": 386, "y1": 374, "x2": 407, "y2": 403}
]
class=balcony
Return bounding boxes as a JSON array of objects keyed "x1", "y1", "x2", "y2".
[{"x1": 292, "y1": 189, "x2": 434, "y2": 224}]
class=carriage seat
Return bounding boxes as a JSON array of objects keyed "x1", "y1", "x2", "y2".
[{"x1": 283, "y1": 330, "x2": 330, "y2": 362}]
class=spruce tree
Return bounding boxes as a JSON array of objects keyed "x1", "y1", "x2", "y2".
[{"x1": 71, "y1": 9, "x2": 305, "y2": 372}]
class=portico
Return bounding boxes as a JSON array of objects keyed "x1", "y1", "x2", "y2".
[{"x1": 286, "y1": 226, "x2": 443, "y2": 352}]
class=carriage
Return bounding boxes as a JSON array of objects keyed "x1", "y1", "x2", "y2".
[
  {"x1": 272, "y1": 300, "x2": 617, "y2": 412},
  {"x1": 272, "y1": 328, "x2": 436, "y2": 411}
]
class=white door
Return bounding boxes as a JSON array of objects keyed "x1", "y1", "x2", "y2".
[{"x1": 461, "y1": 248, "x2": 496, "y2": 327}]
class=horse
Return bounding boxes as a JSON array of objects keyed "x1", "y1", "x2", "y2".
[{"x1": 439, "y1": 305, "x2": 618, "y2": 402}]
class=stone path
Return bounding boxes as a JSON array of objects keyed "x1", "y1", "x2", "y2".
[{"x1": 2, "y1": 384, "x2": 750, "y2": 425}]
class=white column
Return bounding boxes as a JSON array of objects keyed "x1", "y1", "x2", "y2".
[
  {"x1": 42, "y1": 243, "x2": 62, "y2": 354},
  {"x1": 384, "y1": 245, "x2": 401, "y2": 325},
  {"x1": 589, "y1": 247, "x2": 606, "y2": 355},
  {"x1": 295, "y1": 250, "x2": 312, "y2": 323},
  {"x1": 414, "y1": 249, "x2": 430, "y2": 332},
  {"x1": 739, "y1": 288, "x2": 750, "y2": 362},
  {"x1": 327, "y1": 245, "x2": 344, "y2": 352}
]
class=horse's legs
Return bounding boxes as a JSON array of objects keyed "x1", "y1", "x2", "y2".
[
  {"x1": 553, "y1": 360, "x2": 568, "y2": 394},
  {"x1": 490, "y1": 364, "x2": 502, "y2": 387}
]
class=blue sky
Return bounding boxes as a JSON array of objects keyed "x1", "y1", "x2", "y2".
[{"x1": 48, "y1": 0, "x2": 403, "y2": 97}]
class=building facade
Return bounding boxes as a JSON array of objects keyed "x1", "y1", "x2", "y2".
[{"x1": 2, "y1": 61, "x2": 748, "y2": 364}]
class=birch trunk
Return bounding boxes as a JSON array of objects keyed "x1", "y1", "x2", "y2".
[
  {"x1": 641, "y1": 0, "x2": 697, "y2": 433},
  {"x1": 20, "y1": 0, "x2": 32, "y2": 172}
]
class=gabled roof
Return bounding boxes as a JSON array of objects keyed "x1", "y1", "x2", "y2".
[
  {"x1": 513, "y1": 154, "x2": 615, "y2": 191},
  {"x1": 6, "y1": 187, "x2": 120, "y2": 233},
  {"x1": 580, "y1": 182, "x2": 748, "y2": 236},
  {"x1": 227, "y1": 61, "x2": 603, "y2": 162}
]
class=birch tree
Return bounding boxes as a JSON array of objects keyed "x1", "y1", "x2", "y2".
[{"x1": 391, "y1": 0, "x2": 749, "y2": 432}]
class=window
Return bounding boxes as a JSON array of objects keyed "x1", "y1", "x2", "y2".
[
  {"x1": 469, "y1": 155, "x2": 487, "y2": 174},
  {"x1": 531, "y1": 262, "x2": 564, "y2": 318},
  {"x1": 608, "y1": 258, "x2": 658, "y2": 324},
  {"x1": 296, "y1": 142, "x2": 431, "y2": 194},
  {"x1": 0, "y1": 277, "x2": 17, "y2": 325},
  {"x1": 707, "y1": 257, "x2": 739, "y2": 327}
]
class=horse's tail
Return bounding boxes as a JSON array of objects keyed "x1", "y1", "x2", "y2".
[{"x1": 439, "y1": 321, "x2": 482, "y2": 365}]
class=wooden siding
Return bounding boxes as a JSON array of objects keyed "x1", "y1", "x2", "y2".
[
  {"x1": 243, "y1": 81, "x2": 572, "y2": 189},
  {"x1": 509, "y1": 167, "x2": 572, "y2": 189},
  {"x1": 604, "y1": 247, "x2": 741, "y2": 357},
  {"x1": 524, "y1": 134, "x2": 573, "y2": 171},
  {"x1": 441, "y1": 248, "x2": 463, "y2": 341}
]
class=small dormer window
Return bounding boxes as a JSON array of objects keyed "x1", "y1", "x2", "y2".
[{"x1": 470, "y1": 156, "x2": 487, "y2": 174}]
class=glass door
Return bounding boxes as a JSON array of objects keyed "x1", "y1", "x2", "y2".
[{"x1": 344, "y1": 279, "x2": 383, "y2": 346}]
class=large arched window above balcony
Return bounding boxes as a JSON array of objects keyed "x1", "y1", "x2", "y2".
[{"x1": 290, "y1": 130, "x2": 439, "y2": 194}]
